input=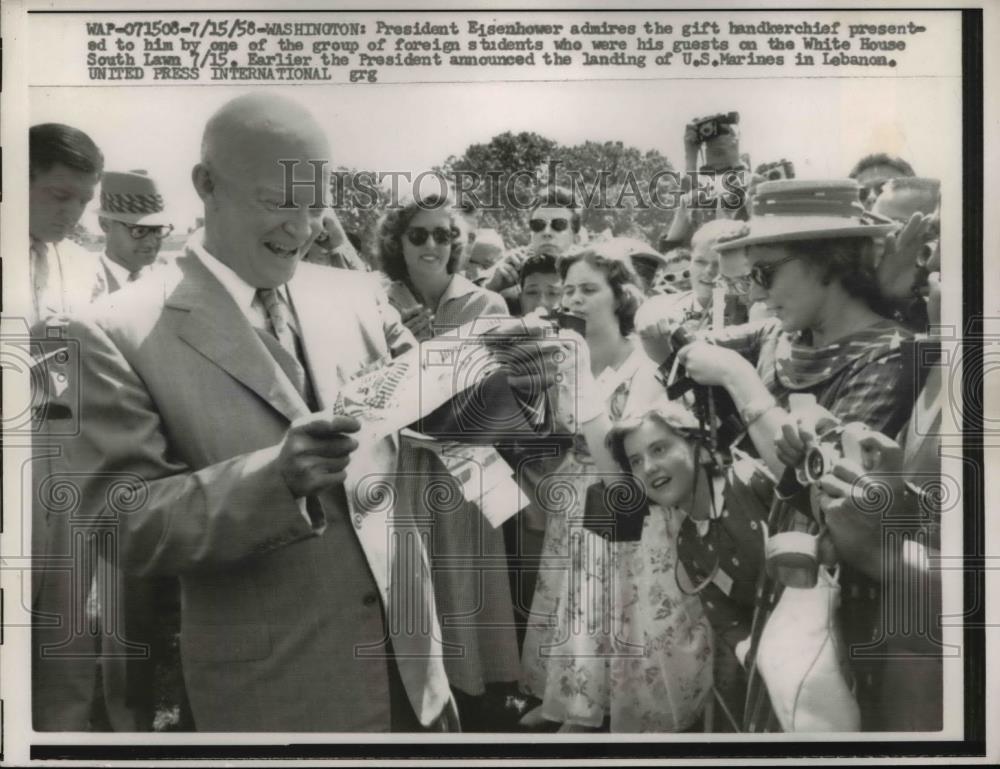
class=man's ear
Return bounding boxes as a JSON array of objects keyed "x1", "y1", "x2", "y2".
[
  {"x1": 98, "y1": 217, "x2": 111, "y2": 234},
  {"x1": 192, "y1": 163, "x2": 215, "y2": 203}
]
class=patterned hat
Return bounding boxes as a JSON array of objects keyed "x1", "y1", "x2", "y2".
[
  {"x1": 97, "y1": 170, "x2": 170, "y2": 226},
  {"x1": 715, "y1": 179, "x2": 896, "y2": 252}
]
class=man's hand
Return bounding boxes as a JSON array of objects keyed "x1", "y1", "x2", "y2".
[
  {"x1": 484, "y1": 249, "x2": 527, "y2": 294},
  {"x1": 774, "y1": 403, "x2": 841, "y2": 469},
  {"x1": 816, "y1": 429, "x2": 907, "y2": 581},
  {"x1": 319, "y1": 210, "x2": 349, "y2": 252},
  {"x1": 278, "y1": 413, "x2": 361, "y2": 497},
  {"x1": 876, "y1": 211, "x2": 931, "y2": 297},
  {"x1": 635, "y1": 294, "x2": 682, "y2": 366}
]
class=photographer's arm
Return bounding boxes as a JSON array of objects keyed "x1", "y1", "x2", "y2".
[
  {"x1": 719, "y1": 356, "x2": 787, "y2": 477},
  {"x1": 677, "y1": 341, "x2": 787, "y2": 477}
]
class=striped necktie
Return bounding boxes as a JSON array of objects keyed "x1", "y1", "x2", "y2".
[
  {"x1": 256, "y1": 287, "x2": 299, "y2": 360},
  {"x1": 255, "y1": 287, "x2": 319, "y2": 410}
]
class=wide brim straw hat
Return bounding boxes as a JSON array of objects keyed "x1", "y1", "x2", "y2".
[{"x1": 715, "y1": 179, "x2": 896, "y2": 252}]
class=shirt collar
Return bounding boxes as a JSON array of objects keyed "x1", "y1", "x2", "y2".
[
  {"x1": 187, "y1": 230, "x2": 290, "y2": 324},
  {"x1": 595, "y1": 345, "x2": 645, "y2": 399},
  {"x1": 436, "y1": 273, "x2": 478, "y2": 310},
  {"x1": 101, "y1": 253, "x2": 134, "y2": 287}
]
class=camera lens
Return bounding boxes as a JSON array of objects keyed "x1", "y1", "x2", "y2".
[{"x1": 804, "y1": 446, "x2": 826, "y2": 483}]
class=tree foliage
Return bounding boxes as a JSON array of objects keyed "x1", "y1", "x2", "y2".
[{"x1": 332, "y1": 132, "x2": 680, "y2": 257}]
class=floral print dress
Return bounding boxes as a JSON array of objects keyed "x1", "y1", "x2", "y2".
[{"x1": 520, "y1": 348, "x2": 713, "y2": 731}]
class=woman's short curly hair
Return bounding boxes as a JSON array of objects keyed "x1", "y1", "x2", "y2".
[
  {"x1": 376, "y1": 192, "x2": 463, "y2": 284},
  {"x1": 558, "y1": 246, "x2": 645, "y2": 336}
]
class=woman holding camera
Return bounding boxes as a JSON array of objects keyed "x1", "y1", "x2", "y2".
[
  {"x1": 641, "y1": 180, "x2": 916, "y2": 729},
  {"x1": 662, "y1": 181, "x2": 913, "y2": 473},
  {"x1": 519, "y1": 242, "x2": 713, "y2": 733},
  {"x1": 375, "y1": 193, "x2": 519, "y2": 727}
]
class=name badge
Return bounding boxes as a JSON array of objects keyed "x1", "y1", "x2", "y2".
[{"x1": 711, "y1": 568, "x2": 734, "y2": 597}]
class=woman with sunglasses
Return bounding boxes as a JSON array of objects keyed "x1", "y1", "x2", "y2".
[
  {"x1": 519, "y1": 244, "x2": 712, "y2": 733},
  {"x1": 375, "y1": 192, "x2": 520, "y2": 728},
  {"x1": 655, "y1": 180, "x2": 916, "y2": 730},
  {"x1": 606, "y1": 400, "x2": 776, "y2": 731},
  {"x1": 377, "y1": 192, "x2": 507, "y2": 338}
]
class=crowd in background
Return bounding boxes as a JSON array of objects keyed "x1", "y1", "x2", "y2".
[{"x1": 28, "y1": 103, "x2": 946, "y2": 734}]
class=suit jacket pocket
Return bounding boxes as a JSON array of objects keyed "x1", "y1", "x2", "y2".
[{"x1": 182, "y1": 623, "x2": 272, "y2": 662}]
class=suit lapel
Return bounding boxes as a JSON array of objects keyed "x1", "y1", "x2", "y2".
[
  {"x1": 168, "y1": 253, "x2": 308, "y2": 423},
  {"x1": 101, "y1": 263, "x2": 119, "y2": 296}
]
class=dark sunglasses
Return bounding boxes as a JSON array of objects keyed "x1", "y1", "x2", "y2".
[
  {"x1": 529, "y1": 218, "x2": 570, "y2": 234},
  {"x1": 122, "y1": 223, "x2": 173, "y2": 240},
  {"x1": 661, "y1": 269, "x2": 690, "y2": 283},
  {"x1": 405, "y1": 226, "x2": 459, "y2": 247},
  {"x1": 749, "y1": 255, "x2": 800, "y2": 290}
]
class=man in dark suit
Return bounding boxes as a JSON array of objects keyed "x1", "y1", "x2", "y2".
[{"x1": 57, "y1": 92, "x2": 557, "y2": 731}]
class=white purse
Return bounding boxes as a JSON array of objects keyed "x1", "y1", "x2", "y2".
[{"x1": 755, "y1": 565, "x2": 861, "y2": 732}]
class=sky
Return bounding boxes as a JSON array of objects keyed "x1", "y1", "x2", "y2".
[{"x1": 31, "y1": 75, "x2": 961, "y2": 233}]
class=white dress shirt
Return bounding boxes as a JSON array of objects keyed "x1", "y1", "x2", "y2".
[{"x1": 186, "y1": 232, "x2": 300, "y2": 333}]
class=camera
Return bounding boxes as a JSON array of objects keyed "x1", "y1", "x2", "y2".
[
  {"x1": 793, "y1": 424, "x2": 866, "y2": 487},
  {"x1": 663, "y1": 326, "x2": 742, "y2": 449},
  {"x1": 691, "y1": 111, "x2": 740, "y2": 143},
  {"x1": 548, "y1": 310, "x2": 586, "y2": 337},
  {"x1": 799, "y1": 443, "x2": 842, "y2": 485},
  {"x1": 755, "y1": 159, "x2": 796, "y2": 182}
]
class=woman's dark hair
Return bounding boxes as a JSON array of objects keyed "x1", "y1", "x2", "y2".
[
  {"x1": 529, "y1": 185, "x2": 582, "y2": 234},
  {"x1": 376, "y1": 193, "x2": 463, "y2": 284},
  {"x1": 558, "y1": 247, "x2": 644, "y2": 336},
  {"x1": 519, "y1": 253, "x2": 559, "y2": 286},
  {"x1": 29, "y1": 123, "x2": 104, "y2": 180},
  {"x1": 783, "y1": 236, "x2": 887, "y2": 313}
]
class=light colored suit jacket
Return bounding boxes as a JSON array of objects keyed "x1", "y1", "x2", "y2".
[
  {"x1": 31, "y1": 243, "x2": 137, "y2": 732},
  {"x1": 61, "y1": 251, "x2": 438, "y2": 731}
]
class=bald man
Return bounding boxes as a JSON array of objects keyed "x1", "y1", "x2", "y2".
[{"x1": 56, "y1": 93, "x2": 554, "y2": 732}]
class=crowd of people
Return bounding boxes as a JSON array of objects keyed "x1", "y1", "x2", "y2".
[{"x1": 28, "y1": 93, "x2": 945, "y2": 735}]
